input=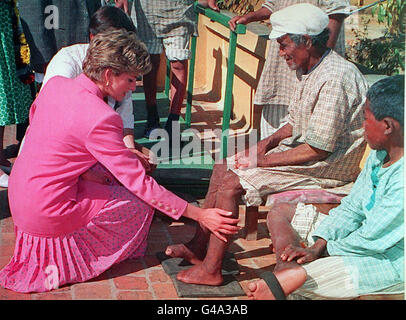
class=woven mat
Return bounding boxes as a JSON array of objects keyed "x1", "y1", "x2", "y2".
[{"x1": 156, "y1": 251, "x2": 245, "y2": 298}]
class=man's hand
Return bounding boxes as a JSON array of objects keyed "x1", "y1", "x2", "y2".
[
  {"x1": 199, "y1": 0, "x2": 220, "y2": 11},
  {"x1": 228, "y1": 15, "x2": 249, "y2": 31},
  {"x1": 114, "y1": 0, "x2": 129, "y2": 13},
  {"x1": 280, "y1": 239, "x2": 327, "y2": 264},
  {"x1": 233, "y1": 151, "x2": 258, "y2": 170}
]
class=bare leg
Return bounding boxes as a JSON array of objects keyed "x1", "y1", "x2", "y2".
[
  {"x1": 165, "y1": 162, "x2": 229, "y2": 263},
  {"x1": 163, "y1": 60, "x2": 188, "y2": 138},
  {"x1": 176, "y1": 170, "x2": 244, "y2": 285},
  {"x1": 247, "y1": 267, "x2": 307, "y2": 300},
  {"x1": 267, "y1": 203, "x2": 302, "y2": 271},
  {"x1": 143, "y1": 54, "x2": 161, "y2": 136},
  {"x1": 143, "y1": 54, "x2": 161, "y2": 107},
  {"x1": 169, "y1": 60, "x2": 187, "y2": 115}
]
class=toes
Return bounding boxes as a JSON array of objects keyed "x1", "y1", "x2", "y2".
[{"x1": 247, "y1": 281, "x2": 258, "y2": 293}]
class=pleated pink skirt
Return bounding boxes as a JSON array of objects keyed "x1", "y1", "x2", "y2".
[{"x1": 0, "y1": 164, "x2": 155, "y2": 293}]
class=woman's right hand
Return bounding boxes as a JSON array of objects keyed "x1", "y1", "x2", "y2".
[
  {"x1": 200, "y1": 208, "x2": 241, "y2": 242},
  {"x1": 183, "y1": 204, "x2": 240, "y2": 242}
]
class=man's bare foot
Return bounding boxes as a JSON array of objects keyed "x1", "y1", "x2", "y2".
[
  {"x1": 247, "y1": 267, "x2": 307, "y2": 300},
  {"x1": 165, "y1": 244, "x2": 205, "y2": 265},
  {"x1": 176, "y1": 264, "x2": 223, "y2": 286},
  {"x1": 247, "y1": 279, "x2": 275, "y2": 300}
]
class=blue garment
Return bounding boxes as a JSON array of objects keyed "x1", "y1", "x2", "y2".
[{"x1": 313, "y1": 149, "x2": 404, "y2": 294}]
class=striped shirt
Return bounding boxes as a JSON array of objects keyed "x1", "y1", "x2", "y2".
[{"x1": 313, "y1": 150, "x2": 404, "y2": 294}]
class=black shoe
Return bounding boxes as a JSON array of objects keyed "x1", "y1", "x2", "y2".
[{"x1": 144, "y1": 122, "x2": 161, "y2": 139}]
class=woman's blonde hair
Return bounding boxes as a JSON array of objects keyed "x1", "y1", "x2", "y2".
[{"x1": 83, "y1": 28, "x2": 151, "y2": 82}]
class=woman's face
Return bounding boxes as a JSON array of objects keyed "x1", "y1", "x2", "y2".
[{"x1": 107, "y1": 72, "x2": 138, "y2": 102}]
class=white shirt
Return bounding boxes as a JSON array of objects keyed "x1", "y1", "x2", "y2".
[{"x1": 42, "y1": 43, "x2": 134, "y2": 129}]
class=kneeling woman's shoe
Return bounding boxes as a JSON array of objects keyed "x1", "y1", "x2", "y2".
[{"x1": 0, "y1": 173, "x2": 9, "y2": 188}]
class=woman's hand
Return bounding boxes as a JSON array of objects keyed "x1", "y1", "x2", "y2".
[
  {"x1": 199, "y1": 208, "x2": 240, "y2": 242},
  {"x1": 183, "y1": 204, "x2": 240, "y2": 242}
]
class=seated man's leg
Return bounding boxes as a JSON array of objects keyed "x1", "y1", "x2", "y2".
[
  {"x1": 175, "y1": 168, "x2": 244, "y2": 285},
  {"x1": 165, "y1": 161, "x2": 231, "y2": 264},
  {"x1": 267, "y1": 203, "x2": 304, "y2": 271}
]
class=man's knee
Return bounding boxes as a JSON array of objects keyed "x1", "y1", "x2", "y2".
[
  {"x1": 218, "y1": 171, "x2": 244, "y2": 198},
  {"x1": 266, "y1": 203, "x2": 297, "y2": 230}
]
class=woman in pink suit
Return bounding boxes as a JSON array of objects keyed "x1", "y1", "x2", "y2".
[{"x1": 0, "y1": 29, "x2": 240, "y2": 293}]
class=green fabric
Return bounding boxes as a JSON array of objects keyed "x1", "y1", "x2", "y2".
[
  {"x1": 314, "y1": 149, "x2": 404, "y2": 295},
  {"x1": 0, "y1": 1, "x2": 32, "y2": 126}
]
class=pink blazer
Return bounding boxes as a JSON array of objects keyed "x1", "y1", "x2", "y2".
[{"x1": 9, "y1": 74, "x2": 187, "y2": 237}]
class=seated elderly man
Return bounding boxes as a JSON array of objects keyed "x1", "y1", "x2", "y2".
[
  {"x1": 247, "y1": 75, "x2": 404, "y2": 300},
  {"x1": 165, "y1": 4, "x2": 369, "y2": 286}
]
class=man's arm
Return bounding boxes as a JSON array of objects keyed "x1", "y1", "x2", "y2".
[
  {"x1": 228, "y1": 6, "x2": 272, "y2": 30},
  {"x1": 327, "y1": 14, "x2": 345, "y2": 49},
  {"x1": 234, "y1": 123, "x2": 294, "y2": 169},
  {"x1": 257, "y1": 123, "x2": 293, "y2": 156},
  {"x1": 258, "y1": 143, "x2": 329, "y2": 168}
]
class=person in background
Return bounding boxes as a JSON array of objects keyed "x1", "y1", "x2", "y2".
[
  {"x1": 0, "y1": 0, "x2": 34, "y2": 188},
  {"x1": 115, "y1": 0, "x2": 219, "y2": 141},
  {"x1": 0, "y1": 29, "x2": 240, "y2": 293},
  {"x1": 18, "y1": 0, "x2": 102, "y2": 87}
]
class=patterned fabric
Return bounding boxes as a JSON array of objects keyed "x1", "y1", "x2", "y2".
[
  {"x1": 17, "y1": 0, "x2": 101, "y2": 72},
  {"x1": 0, "y1": 0, "x2": 32, "y2": 126},
  {"x1": 0, "y1": 163, "x2": 155, "y2": 293},
  {"x1": 232, "y1": 50, "x2": 368, "y2": 206},
  {"x1": 129, "y1": 0, "x2": 196, "y2": 60},
  {"x1": 42, "y1": 43, "x2": 134, "y2": 129},
  {"x1": 260, "y1": 103, "x2": 289, "y2": 139},
  {"x1": 313, "y1": 149, "x2": 404, "y2": 295},
  {"x1": 130, "y1": 0, "x2": 197, "y2": 39},
  {"x1": 255, "y1": 0, "x2": 349, "y2": 106}
]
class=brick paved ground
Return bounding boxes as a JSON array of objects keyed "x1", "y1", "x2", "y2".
[{"x1": 0, "y1": 125, "x2": 276, "y2": 300}]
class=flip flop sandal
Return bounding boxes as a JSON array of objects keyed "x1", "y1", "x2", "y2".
[{"x1": 260, "y1": 271, "x2": 287, "y2": 300}]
